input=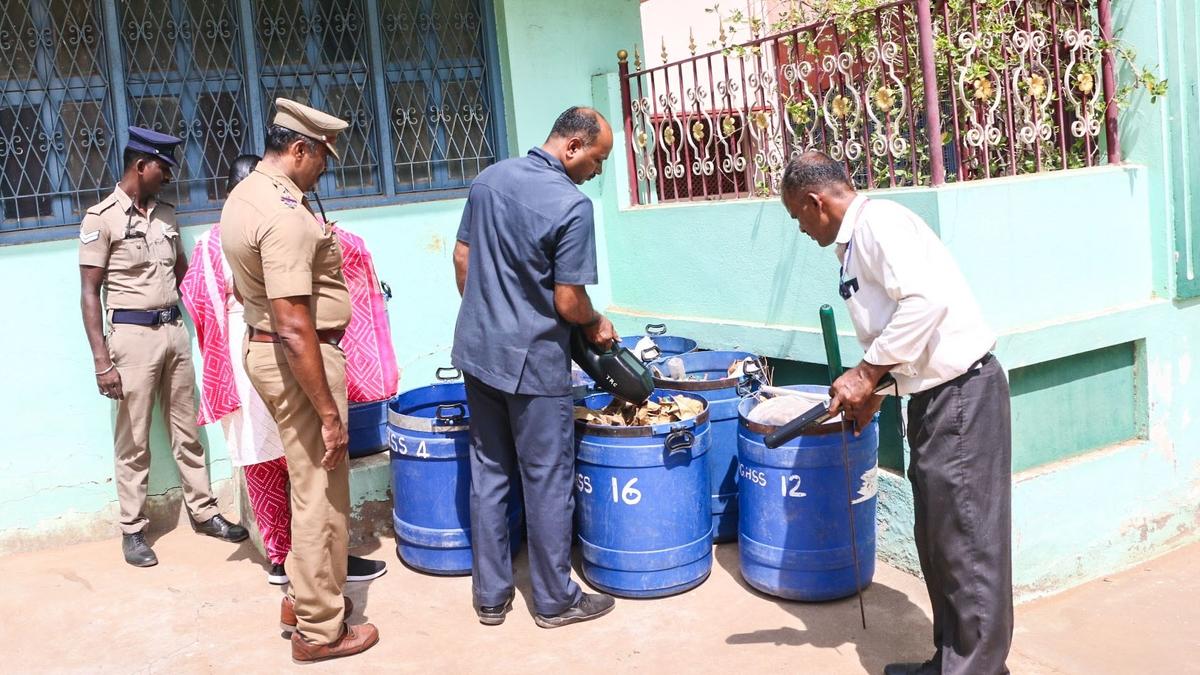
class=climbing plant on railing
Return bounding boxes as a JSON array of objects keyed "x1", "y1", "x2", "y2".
[{"x1": 694, "y1": 0, "x2": 1166, "y2": 189}]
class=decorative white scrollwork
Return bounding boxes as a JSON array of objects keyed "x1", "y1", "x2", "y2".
[
  {"x1": 685, "y1": 84, "x2": 716, "y2": 179},
  {"x1": 1061, "y1": 28, "x2": 1103, "y2": 139},
  {"x1": 780, "y1": 61, "x2": 821, "y2": 156},
  {"x1": 864, "y1": 42, "x2": 910, "y2": 160},
  {"x1": 1011, "y1": 29, "x2": 1054, "y2": 147},
  {"x1": 955, "y1": 31, "x2": 1003, "y2": 151},
  {"x1": 822, "y1": 52, "x2": 863, "y2": 162}
]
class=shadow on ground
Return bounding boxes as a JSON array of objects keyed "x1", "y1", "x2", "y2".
[{"x1": 715, "y1": 544, "x2": 932, "y2": 674}]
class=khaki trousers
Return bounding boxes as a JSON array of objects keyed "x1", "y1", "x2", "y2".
[
  {"x1": 107, "y1": 320, "x2": 219, "y2": 535},
  {"x1": 246, "y1": 340, "x2": 350, "y2": 644}
]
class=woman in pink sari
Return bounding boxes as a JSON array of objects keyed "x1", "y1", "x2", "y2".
[{"x1": 182, "y1": 154, "x2": 399, "y2": 585}]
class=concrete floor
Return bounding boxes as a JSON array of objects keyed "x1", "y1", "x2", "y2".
[{"x1": 4, "y1": 524, "x2": 1197, "y2": 674}]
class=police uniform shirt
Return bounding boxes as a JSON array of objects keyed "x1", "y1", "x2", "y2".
[
  {"x1": 451, "y1": 147, "x2": 599, "y2": 397},
  {"x1": 835, "y1": 194, "x2": 995, "y2": 395},
  {"x1": 78, "y1": 186, "x2": 183, "y2": 311},
  {"x1": 219, "y1": 164, "x2": 351, "y2": 332}
]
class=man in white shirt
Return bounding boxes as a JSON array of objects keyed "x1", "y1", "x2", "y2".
[{"x1": 781, "y1": 151, "x2": 1013, "y2": 675}]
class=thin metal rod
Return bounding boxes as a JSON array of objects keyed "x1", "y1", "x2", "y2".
[
  {"x1": 1049, "y1": 1, "x2": 1069, "y2": 170},
  {"x1": 1097, "y1": 0, "x2": 1122, "y2": 164},
  {"x1": 914, "y1": 0, "x2": 945, "y2": 186},
  {"x1": 822, "y1": 304, "x2": 865, "y2": 629},
  {"x1": 841, "y1": 422, "x2": 868, "y2": 630},
  {"x1": 617, "y1": 50, "x2": 640, "y2": 205}
]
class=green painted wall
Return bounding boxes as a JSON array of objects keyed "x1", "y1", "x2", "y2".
[
  {"x1": 0, "y1": 0, "x2": 640, "y2": 550},
  {"x1": 1009, "y1": 342, "x2": 1141, "y2": 473}
]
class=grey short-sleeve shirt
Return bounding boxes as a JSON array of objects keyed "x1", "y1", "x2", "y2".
[{"x1": 451, "y1": 147, "x2": 599, "y2": 396}]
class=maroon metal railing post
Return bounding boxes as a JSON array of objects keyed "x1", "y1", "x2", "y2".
[
  {"x1": 914, "y1": 0, "x2": 946, "y2": 186},
  {"x1": 617, "y1": 49, "x2": 641, "y2": 205},
  {"x1": 1097, "y1": 0, "x2": 1122, "y2": 164}
]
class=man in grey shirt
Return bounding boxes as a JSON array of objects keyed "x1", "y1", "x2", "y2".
[{"x1": 452, "y1": 106, "x2": 617, "y2": 628}]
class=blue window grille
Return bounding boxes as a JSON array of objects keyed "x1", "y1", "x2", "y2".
[
  {"x1": 0, "y1": 0, "x2": 506, "y2": 243},
  {"x1": 379, "y1": 0, "x2": 501, "y2": 194},
  {"x1": 118, "y1": 0, "x2": 251, "y2": 212},
  {"x1": 1, "y1": 1, "x2": 117, "y2": 237}
]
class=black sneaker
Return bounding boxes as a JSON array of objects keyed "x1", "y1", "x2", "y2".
[
  {"x1": 267, "y1": 563, "x2": 289, "y2": 586},
  {"x1": 475, "y1": 590, "x2": 515, "y2": 626},
  {"x1": 346, "y1": 555, "x2": 387, "y2": 582},
  {"x1": 534, "y1": 593, "x2": 615, "y2": 629},
  {"x1": 122, "y1": 532, "x2": 158, "y2": 567}
]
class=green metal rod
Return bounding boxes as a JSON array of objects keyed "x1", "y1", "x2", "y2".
[{"x1": 819, "y1": 304, "x2": 844, "y2": 385}]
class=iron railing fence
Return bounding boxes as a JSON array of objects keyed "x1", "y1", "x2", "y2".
[{"x1": 619, "y1": 0, "x2": 1120, "y2": 204}]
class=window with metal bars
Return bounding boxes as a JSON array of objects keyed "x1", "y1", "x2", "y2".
[{"x1": 0, "y1": 0, "x2": 506, "y2": 243}]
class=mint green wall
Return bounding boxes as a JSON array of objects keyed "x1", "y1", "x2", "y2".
[
  {"x1": 0, "y1": 0, "x2": 640, "y2": 550},
  {"x1": 1009, "y1": 342, "x2": 1140, "y2": 473}
]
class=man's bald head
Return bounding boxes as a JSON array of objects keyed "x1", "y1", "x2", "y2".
[
  {"x1": 544, "y1": 106, "x2": 613, "y2": 185},
  {"x1": 782, "y1": 150, "x2": 853, "y2": 198},
  {"x1": 780, "y1": 150, "x2": 857, "y2": 248},
  {"x1": 547, "y1": 106, "x2": 607, "y2": 146}
]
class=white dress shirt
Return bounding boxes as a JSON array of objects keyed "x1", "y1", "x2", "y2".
[{"x1": 835, "y1": 194, "x2": 995, "y2": 395}]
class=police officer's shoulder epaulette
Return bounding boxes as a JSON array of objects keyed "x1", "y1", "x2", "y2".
[{"x1": 85, "y1": 195, "x2": 118, "y2": 217}]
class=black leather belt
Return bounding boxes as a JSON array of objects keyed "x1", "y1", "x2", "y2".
[
  {"x1": 970, "y1": 352, "x2": 995, "y2": 371},
  {"x1": 247, "y1": 326, "x2": 343, "y2": 348},
  {"x1": 910, "y1": 353, "x2": 996, "y2": 402},
  {"x1": 111, "y1": 306, "x2": 181, "y2": 326}
]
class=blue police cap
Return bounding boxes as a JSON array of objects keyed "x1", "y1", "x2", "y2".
[{"x1": 126, "y1": 126, "x2": 182, "y2": 167}]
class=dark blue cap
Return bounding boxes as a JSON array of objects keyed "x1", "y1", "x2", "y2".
[{"x1": 126, "y1": 126, "x2": 182, "y2": 167}]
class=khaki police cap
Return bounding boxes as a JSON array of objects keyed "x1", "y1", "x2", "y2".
[{"x1": 272, "y1": 98, "x2": 349, "y2": 161}]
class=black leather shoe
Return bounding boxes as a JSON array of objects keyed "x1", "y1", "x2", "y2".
[
  {"x1": 883, "y1": 658, "x2": 940, "y2": 675},
  {"x1": 192, "y1": 514, "x2": 249, "y2": 542},
  {"x1": 122, "y1": 532, "x2": 158, "y2": 567},
  {"x1": 476, "y1": 590, "x2": 515, "y2": 626},
  {"x1": 534, "y1": 592, "x2": 615, "y2": 629}
]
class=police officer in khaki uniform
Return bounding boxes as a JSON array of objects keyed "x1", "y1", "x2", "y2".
[
  {"x1": 221, "y1": 99, "x2": 379, "y2": 663},
  {"x1": 79, "y1": 127, "x2": 249, "y2": 568}
]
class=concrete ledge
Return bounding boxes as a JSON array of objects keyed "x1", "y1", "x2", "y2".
[
  {"x1": 874, "y1": 439, "x2": 1200, "y2": 604},
  {"x1": 607, "y1": 299, "x2": 1166, "y2": 373},
  {"x1": 0, "y1": 478, "x2": 236, "y2": 556},
  {"x1": 1, "y1": 452, "x2": 396, "y2": 557}
]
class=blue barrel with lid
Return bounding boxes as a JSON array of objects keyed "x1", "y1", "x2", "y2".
[
  {"x1": 736, "y1": 384, "x2": 878, "y2": 601},
  {"x1": 619, "y1": 323, "x2": 698, "y2": 363},
  {"x1": 388, "y1": 368, "x2": 522, "y2": 575},
  {"x1": 574, "y1": 391, "x2": 713, "y2": 598},
  {"x1": 653, "y1": 351, "x2": 762, "y2": 543}
]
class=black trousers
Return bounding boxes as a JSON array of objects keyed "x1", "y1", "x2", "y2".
[
  {"x1": 463, "y1": 374, "x2": 582, "y2": 616},
  {"x1": 906, "y1": 357, "x2": 1013, "y2": 675}
]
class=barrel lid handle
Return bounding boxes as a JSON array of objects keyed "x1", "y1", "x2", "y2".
[
  {"x1": 639, "y1": 344, "x2": 662, "y2": 363},
  {"x1": 435, "y1": 367, "x2": 462, "y2": 382},
  {"x1": 665, "y1": 428, "x2": 695, "y2": 455},
  {"x1": 645, "y1": 323, "x2": 667, "y2": 336},
  {"x1": 434, "y1": 403, "x2": 466, "y2": 424}
]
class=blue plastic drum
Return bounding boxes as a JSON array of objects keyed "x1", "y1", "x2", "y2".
[
  {"x1": 574, "y1": 391, "x2": 713, "y2": 598},
  {"x1": 736, "y1": 385, "x2": 878, "y2": 601},
  {"x1": 388, "y1": 369, "x2": 522, "y2": 575},
  {"x1": 618, "y1": 323, "x2": 698, "y2": 363},
  {"x1": 653, "y1": 351, "x2": 761, "y2": 543},
  {"x1": 348, "y1": 398, "x2": 391, "y2": 458}
]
